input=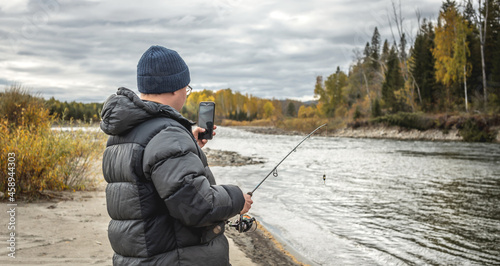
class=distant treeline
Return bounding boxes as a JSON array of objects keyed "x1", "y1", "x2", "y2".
[
  {"x1": 0, "y1": 91, "x2": 104, "y2": 123},
  {"x1": 22, "y1": 90, "x2": 305, "y2": 125},
  {"x1": 46, "y1": 97, "x2": 103, "y2": 123},
  {"x1": 182, "y1": 88, "x2": 304, "y2": 124}
]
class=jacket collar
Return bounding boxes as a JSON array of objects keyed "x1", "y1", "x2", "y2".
[{"x1": 100, "y1": 87, "x2": 195, "y2": 136}]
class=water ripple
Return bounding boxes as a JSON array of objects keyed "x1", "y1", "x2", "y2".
[{"x1": 209, "y1": 127, "x2": 500, "y2": 265}]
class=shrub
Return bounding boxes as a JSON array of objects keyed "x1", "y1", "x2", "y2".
[
  {"x1": 457, "y1": 117, "x2": 496, "y2": 142},
  {"x1": 0, "y1": 86, "x2": 106, "y2": 199},
  {"x1": 372, "y1": 112, "x2": 435, "y2": 131},
  {"x1": 0, "y1": 85, "x2": 49, "y2": 130}
]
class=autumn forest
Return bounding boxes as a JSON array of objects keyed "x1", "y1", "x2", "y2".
[{"x1": 37, "y1": 0, "x2": 500, "y2": 140}]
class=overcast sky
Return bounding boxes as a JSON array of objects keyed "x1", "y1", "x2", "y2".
[{"x1": 0, "y1": 0, "x2": 442, "y2": 103}]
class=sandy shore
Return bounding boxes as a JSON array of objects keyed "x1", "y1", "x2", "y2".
[
  {"x1": 0, "y1": 184, "x2": 272, "y2": 266},
  {"x1": 0, "y1": 150, "x2": 304, "y2": 266}
]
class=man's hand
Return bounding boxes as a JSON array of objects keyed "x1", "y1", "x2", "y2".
[
  {"x1": 192, "y1": 125, "x2": 217, "y2": 148},
  {"x1": 240, "y1": 192, "x2": 253, "y2": 214}
]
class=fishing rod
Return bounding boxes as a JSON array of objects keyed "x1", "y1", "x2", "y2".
[
  {"x1": 248, "y1": 123, "x2": 327, "y2": 196},
  {"x1": 228, "y1": 123, "x2": 327, "y2": 233}
]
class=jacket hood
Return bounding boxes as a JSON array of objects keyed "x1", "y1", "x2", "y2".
[{"x1": 100, "y1": 87, "x2": 194, "y2": 136}]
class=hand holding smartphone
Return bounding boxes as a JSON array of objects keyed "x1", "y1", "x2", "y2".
[{"x1": 197, "y1": 101, "x2": 215, "y2": 140}]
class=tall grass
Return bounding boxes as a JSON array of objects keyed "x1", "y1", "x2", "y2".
[{"x1": 0, "y1": 86, "x2": 106, "y2": 199}]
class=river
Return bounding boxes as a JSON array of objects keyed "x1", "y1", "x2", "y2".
[{"x1": 207, "y1": 127, "x2": 500, "y2": 266}]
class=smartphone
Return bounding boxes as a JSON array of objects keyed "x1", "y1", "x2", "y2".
[{"x1": 197, "y1": 101, "x2": 215, "y2": 140}]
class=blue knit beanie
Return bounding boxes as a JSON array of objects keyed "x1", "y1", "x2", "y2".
[{"x1": 137, "y1": 45, "x2": 190, "y2": 94}]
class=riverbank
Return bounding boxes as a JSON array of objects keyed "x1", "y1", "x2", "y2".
[
  {"x1": 0, "y1": 149, "x2": 303, "y2": 266},
  {"x1": 205, "y1": 149, "x2": 305, "y2": 265},
  {"x1": 238, "y1": 125, "x2": 500, "y2": 143}
]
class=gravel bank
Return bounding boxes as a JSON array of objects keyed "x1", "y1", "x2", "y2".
[{"x1": 236, "y1": 125, "x2": 500, "y2": 143}]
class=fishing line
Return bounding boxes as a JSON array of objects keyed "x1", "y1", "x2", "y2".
[
  {"x1": 248, "y1": 123, "x2": 327, "y2": 196},
  {"x1": 228, "y1": 123, "x2": 327, "y2": 233}
]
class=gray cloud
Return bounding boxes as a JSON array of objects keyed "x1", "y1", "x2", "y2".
[{"x1": 0, "y1": 0, "x2": 442, "y2": 102}]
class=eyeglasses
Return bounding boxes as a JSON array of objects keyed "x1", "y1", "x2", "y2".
[{"x1": 187, "y1": 85, "x2": 192, "y2": 96}]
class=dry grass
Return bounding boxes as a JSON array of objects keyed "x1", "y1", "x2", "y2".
[{"x1": 0, "y1": 85, "x2": 106, "y2": 199}]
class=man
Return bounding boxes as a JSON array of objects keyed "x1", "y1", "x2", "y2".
[{"x1": 100, "y1": 45, "x2": 252, "y2": 265}]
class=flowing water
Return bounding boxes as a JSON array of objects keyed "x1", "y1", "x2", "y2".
[{"x1": 207, "y1": 127, "x2": 500, "y2": 266}]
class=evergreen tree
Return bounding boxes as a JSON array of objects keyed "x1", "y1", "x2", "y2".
[
  {"x1": 371, "y1": 27, "x2": 381, "y2": 70},
  {"x1": 372, "y1": 98, "x2": 382, "y2": 117},
  {"x1": 463, "y1": 0, "x2": 484, "y2": 101},
  {"x1": 483, "y1": 0, "x2": 500, "y2": 82},
  {"x1": 382, "y1": 39, "x2": 390, "y2": 58},
  {"x1": 463, "y1": 0, "x2": 476, "y2": 22},
  {"x1": 286, "y1": 102, "x2": 296, "y2": 117},
  {"x1": 492, "y1": 30, "x2": 500, "y2": 107},
  {"x1": 485, "y1": 0, "x2": 500, "y2": 102},
  {"x1": 442, "y1": 0, "x2": 457, "y2": 12},
  {"x1": 399, "y1": 33, "x2": 407, "y2": 61},
  {"x1": 381, "y1": 39, "x2": 390, "y2": 72},
  {"x1": 363, "y1": 42, "x2": 371, "y2": 63},
  {"x1": 411, "y1": 20, "x2": 438, "y2": 111},
  {"x1": 382, "y1": 45, "x2": 404, "y2": 112},
  {"x1": 492, "y1": 30, "x2": 500, "y2": 82}
]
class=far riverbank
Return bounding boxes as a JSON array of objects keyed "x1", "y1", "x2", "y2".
[{"x1": 236, "y1": 125, "x2": 500, "y2": 143}]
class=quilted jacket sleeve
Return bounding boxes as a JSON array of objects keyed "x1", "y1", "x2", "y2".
[{"x1": 143, "y1": 126, "x2": 245, "y2": 227}]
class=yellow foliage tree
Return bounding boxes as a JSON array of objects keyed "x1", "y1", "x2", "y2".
[
  {"x1": 314, "y1": 67, "x2": 348, "y2": 117},
  {"x1": 298, "y1": 105, "x2": 316, "y2": 118},
  {"x1": 433, "y1": 3, "x2": 472, "y2": 111},
  {"x1": 263, "y1": 101, "x2": 275, "y2": 119}
]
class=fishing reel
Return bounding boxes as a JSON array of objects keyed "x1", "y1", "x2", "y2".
[{"x1": 227, "y1": 214, "x2": 256, "y2": 233}]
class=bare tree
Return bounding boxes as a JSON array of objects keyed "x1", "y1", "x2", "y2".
[
  {"x1": 465, "y1": 0, "x2": 489, "y2": 109},
  {"x1": 478, "y1": 0, "x2": 489, "y2": 108},
  {"x1": 460, "y1": 0, "x2": 472, "y2": 112},
  {"x1": 387, "y1": 0, "x2": 422, "y2": 110},
  {"x1": 463, "y1": 35, "x2": 469, "y2": 112},
  {"x1": 353, "y1": 49, "x2": 373, "y2": 110}
]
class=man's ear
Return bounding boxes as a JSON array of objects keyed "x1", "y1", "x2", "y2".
[{"x1": 172, "y1": 87, "x2": 187, "y2": 96}]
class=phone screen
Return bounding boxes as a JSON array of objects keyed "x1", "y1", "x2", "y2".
[{"x1": 198, "y1": 101, "x2": 215, "y2": 140}]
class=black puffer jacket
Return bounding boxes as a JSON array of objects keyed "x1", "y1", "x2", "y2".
[{"x1": 100, "y1": 87, "x2": 245, "y2": 265}]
